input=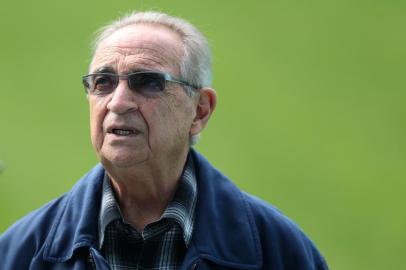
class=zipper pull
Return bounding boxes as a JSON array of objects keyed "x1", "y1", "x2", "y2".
[{"x1": 190, "y1": 262, "x2": 198, "y2": 270}]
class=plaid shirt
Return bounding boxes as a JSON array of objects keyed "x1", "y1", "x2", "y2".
[{"x1": 97, "y1": 155, "x2": 197, "y2": 270}]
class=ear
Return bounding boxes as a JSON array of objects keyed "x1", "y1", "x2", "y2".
[{"x1": 190, "y1": 87, "x2": 217, "y2": 136}]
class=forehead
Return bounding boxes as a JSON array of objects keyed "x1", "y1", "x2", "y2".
[{"x1": 91, "y1": 24, "x2": 184, "y2": 74}]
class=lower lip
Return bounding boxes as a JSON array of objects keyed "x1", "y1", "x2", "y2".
[{"x1": 106, "y1": 132, "x2": 138, "y2": 139}]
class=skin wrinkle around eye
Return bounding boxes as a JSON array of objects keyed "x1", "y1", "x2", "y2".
[{"x1": 89, "y1": 44, "x2": 189, "y2": 97}]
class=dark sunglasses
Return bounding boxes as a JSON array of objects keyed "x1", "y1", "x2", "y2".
[{"x1": 82, "y1": 71, "x2": 196, "y2": 96}]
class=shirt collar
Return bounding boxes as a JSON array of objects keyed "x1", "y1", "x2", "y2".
[
  {"x1": 162, "y1": 154, "x2": 197, "y2": 245},
  {"x1": 98, "y1": 173, "x2": 121, "y2": 248},
  {"x1": 98, "y1": 153, "x2": 197, "y2": 248}
]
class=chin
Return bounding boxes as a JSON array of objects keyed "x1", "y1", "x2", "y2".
[{"x1": 100, "y1": 150, "x2": 149, "y2": 168}]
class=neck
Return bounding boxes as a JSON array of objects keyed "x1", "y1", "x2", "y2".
[{"x1": 103, "y1": 150, "x2": 189, "y2": 231}]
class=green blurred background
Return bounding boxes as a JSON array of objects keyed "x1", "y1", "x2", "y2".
[{"x1": 1, "y1": 0, "x2": 405, "y2": 269}]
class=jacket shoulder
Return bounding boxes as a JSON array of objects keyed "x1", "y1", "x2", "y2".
[
  {"x1": 0, "y1": 164, "x2": 104, "y2": 269},
  {"x1": 242, "y1": 193, "x2": 328, "y2": 269},
  {"x1": 191, "y1": 150, "x2": 328, "y2": 269}
]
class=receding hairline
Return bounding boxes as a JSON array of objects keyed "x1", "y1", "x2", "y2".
[
  {"x1": 97, "y1": 21, "x2": 186, "y2": 47},
  {"x1": 91, "y1": 22, "x2": 186, "y2": 66},
  {"x1": 91, "y1": 13, "x2": 198, "y2": 61},
  {"x1": 90, "y1": 26, "x2": 188, "y2": 78}
]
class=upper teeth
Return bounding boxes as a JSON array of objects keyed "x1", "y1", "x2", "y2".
[{"x1": 112, "y1": 129, "x2": 133, "y2": 136}]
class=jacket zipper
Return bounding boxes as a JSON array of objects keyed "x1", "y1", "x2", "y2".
[{"x1": 88, "y1": 251, "x2": 96, "y2": 270}]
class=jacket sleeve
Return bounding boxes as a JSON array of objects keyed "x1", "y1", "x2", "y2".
[
  {"x1": 0, "y1": 213, "x2": 40, "y2": 269},
  {"x1": 0, "y1": 199, "x2": 62, "y2": 269}
]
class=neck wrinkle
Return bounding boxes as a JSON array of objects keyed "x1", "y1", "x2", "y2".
[{"x1": 104, "y1": 150, "x2": 189, "y2": 231}]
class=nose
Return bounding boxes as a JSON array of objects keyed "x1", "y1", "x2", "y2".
[{"x1": 106, "y1": 80, "x2": 138, "y2": 114}]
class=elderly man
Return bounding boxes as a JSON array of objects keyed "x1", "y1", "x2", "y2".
[{"x1": 0, "y1": 11, "x2": 328, "y2": 270}]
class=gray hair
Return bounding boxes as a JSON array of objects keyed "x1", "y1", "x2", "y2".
[{"x1": 91, "y1": 11, "x2": 212, "y2": 145}]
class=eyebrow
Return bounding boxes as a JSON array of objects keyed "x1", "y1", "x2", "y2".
[
  {"x1": 127, "y1": 68, "x2": 156, "y2": 74},
  {"x1": 93, "y1": 66, "x2": 115, "y2": 73},
  {"x1": 92, "y1": 67, "x2": 158, "y2": 75}
]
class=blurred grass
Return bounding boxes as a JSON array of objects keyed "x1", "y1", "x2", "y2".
[{"x1": 1, "y1": 1, "x2": 405, "y2": 269}]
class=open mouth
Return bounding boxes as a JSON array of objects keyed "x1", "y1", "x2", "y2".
[
  {"x1": 112, "y1": 129, "x2": 134, "y2": 136},
  {"x1": 106, "y1": 124, "x2": 139, "y2": 137}
]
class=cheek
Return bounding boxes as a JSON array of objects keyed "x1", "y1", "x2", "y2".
[
  {"x1": 89, "y1": 99, "x2": 106, "y2": 150},
  {"x1": 148, "y1": 95, "x2": 195, "y2": 138}
]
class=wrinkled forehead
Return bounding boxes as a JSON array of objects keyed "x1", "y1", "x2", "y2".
[{"x1": 90, "y1": 24, "x2": 184, "y2": 75}]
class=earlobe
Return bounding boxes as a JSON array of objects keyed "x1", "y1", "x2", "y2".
[{"x1": 190, "y1": 88, "x2": 217, "y2": 135}]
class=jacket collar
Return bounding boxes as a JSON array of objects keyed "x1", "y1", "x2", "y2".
[
  {"x1": 187, "y1": 150, "x2": 262, "y2": 269},
  {"x1": 43, "y1": 150, "x2": 262, "y2": 269}
]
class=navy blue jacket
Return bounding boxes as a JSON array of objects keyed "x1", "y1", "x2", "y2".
[{"x1": 0, "y1": 150, "x2": 328, "y2": 269}]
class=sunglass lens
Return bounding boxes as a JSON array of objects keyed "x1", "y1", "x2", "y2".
[
  {"x1": 91, "y1": 74, "x2": 117, "y2": 94},
  {"x1": 129, "y1": 73, "x2": 165, "y2": 94}
]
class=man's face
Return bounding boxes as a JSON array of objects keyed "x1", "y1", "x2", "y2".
[{"x1": 88, "y1": 24, "x2": 198, "y2": 169}]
